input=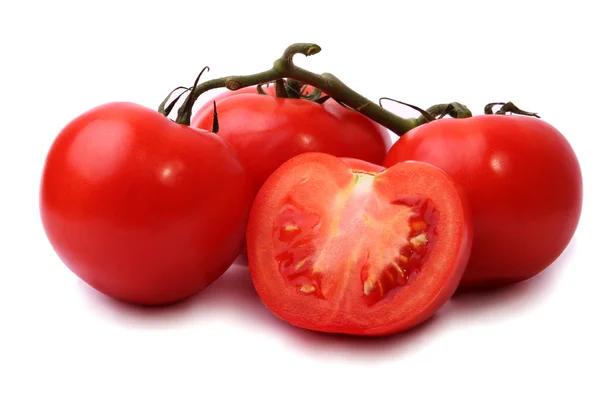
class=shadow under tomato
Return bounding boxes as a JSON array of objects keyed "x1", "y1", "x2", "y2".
[
  {"x1": 234, "y1": 252, "x2": 249, "y2": 267},
  {"x1": 276, "y1": 311, "x2": 446, "y2": 361},
  {"x1": 76, "y1": 258, "x2": 272, "y2": 329},
  {"x1": 76, "y1": 237, "x2": 577, "y2": 359},
  {"x1": 76, "y1": 257, "x2": 448, "y2": 360}
]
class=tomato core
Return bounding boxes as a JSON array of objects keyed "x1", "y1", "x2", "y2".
[{"x1": 271, "y1": 171, "x2": 440, "y2": 307}]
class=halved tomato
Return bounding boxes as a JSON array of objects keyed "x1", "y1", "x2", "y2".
[
  {"x1": 247, "y1": 153, "x2": 473, "y2": 336},
  {"x1": 339, "y1": 157, "x2": 385, "y2": 173}
]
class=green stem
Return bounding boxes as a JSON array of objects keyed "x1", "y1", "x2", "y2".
[
  {"x1": 416, "y1": 102, "x2": 473, "y2": 125},
  {"x1": 379, "y1": 97, "x2": 435, "y2": 123},
  {"x1": 158, "y1": 86, "x2": 189, "y2": 117},
  {"x1": 178, "y1": 43, "x2": 420, "y2": 135},
  {"x1": 275, "y1": 79, "x2": 288, "y2": 98},
  {"x1": 484, "y1": 101, "x2": 540, "y2": 118}
]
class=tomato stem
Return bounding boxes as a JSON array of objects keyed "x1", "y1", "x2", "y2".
[
  {"x1": 275, "y1": 79, "x2": 288, "y2": 98},
  {"x1": 158, "y1": 86, "x2": 190, "y2": 117},
  {"x1": 256, "y1": 84, "x2": 269, "y2": 95},
  {"x1": 379, "y1": 97, "x2": 436, "y2": 123},
  {"x1": 484, "y1": 101, "x2": 540, "y2": 118},
  {"x1": 414, "y1": 103, "x2": 473, "y2": 125},
  {"x1": 181, "y1": 43, "x2": 422, "y2": 136},
  {"x1": 284, "y1": 79, "x2": 306, "y2": 98},
  {"x1": 174, "y1": 43, "x2": 479, "y2": 133},
  {"x1": 176, "y1": 66, "x2": 210, "y2": 125}
]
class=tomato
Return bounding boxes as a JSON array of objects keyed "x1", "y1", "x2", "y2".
[
  {"x1": 384, "y1": 115, "x2": 583, "y2": 289},
  {"x1": 40, "y1": 102, "x2": 254, "y2": 306},
  {"x1": 247, "y1": 153, "x2": 473, "y2": 336},
  {"x1": 340, "y1": 157, "x2": 385, "y2": 173},
  {"x1": 191, "y1": 86, "x2": 391, "y2": 192}
]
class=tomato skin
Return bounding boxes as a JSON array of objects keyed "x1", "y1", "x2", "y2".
[
  {"x1": 340, "y1": 157, "x2": 385, "y2": 173},
  {"x1": 191, "y1": 87, "x2": 391, "y2": 191},
  {"x1": 247, "y1": 153, "x2": 473, "y2": 336},
  {"x1": 384, "y1": 115, "x2": 583, "y2": 289},
  {"x1": 40, "y1": 102, "x2": 254, "y2": 306}
]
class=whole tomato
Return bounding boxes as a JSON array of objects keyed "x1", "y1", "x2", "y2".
[
  {"x1": 191, "y1": 84, "x2": 391, "y2": 192},
  {"x1": 40, "y1": 102, "x2": 254, "y2": 305},
  {"x1": 384, "y1": 114, "x2": 583, "y2": 289}
]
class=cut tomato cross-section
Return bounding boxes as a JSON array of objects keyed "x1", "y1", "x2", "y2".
[{"x1": 247, "y1": 153, "x2": 473, "y2": 336}]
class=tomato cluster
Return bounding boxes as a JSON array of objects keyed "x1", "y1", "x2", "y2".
[{"x1": 39, "y1": 44, "x2": 582, "y2": 336}]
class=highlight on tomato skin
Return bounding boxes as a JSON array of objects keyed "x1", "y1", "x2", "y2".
[{"x1": 246, "y1": 152, "x2": 473, "y2": 336}]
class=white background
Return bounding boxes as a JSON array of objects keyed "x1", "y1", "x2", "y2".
[{"x1": 2, "y1": 0, "x2": 599, "y2": 399}]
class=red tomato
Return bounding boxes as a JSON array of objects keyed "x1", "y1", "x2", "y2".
[
  {"x1": 340, "y1": 157, "x2": 386, "y2": 173},
  {"x1": 191, "y1": 86, "x2": 391, "y2": 192},
  {"x1": 384, "y1": 115, "x2": 583, "y2": 289},
  {"x1": 247, "y1": 153, "x2": 473, "y2": 336},
  {"x1": 40, "y1": 102, "x2": 254, "y2": 306}
]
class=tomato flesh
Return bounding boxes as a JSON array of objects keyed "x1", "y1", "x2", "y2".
[
  {"x1": 273, "y1": 177, "x2": 440, "y2": 306},
  {"x1": 247, "y1": 153, "x2": 473, "y2": 336}
]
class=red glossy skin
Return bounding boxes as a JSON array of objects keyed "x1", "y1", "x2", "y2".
[
  {"x1": 191, "y1": 87, "x2": 391, "y2": 192},
  {"x1": 384, "y1": 115, "x2": 583, "y2": 289},
  {"x1": 40, "y1": 102, "x2": 254, "y2": 305},
  {"x1": 247, "y1": 153, "x2": 473, "y2": 336}
]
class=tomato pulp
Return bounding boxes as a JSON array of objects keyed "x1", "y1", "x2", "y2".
[
  {"x1": 191, "y1": 86, "x2": 391, "y2": 192},
  {"x1": 384, "y1": 115, "x2": 583, "y2": 289},
  {"x1": 40, "y1": 102, "x2": 254, "y2": 306},
  {"x1": 247, "y1": 153, "x2": 472, "y2": 336}
]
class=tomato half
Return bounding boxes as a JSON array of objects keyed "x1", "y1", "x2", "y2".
[
  {"x1": 384, "y1": 115, "x2": 583, "y2": 289},
  {"x1": 340, "y1": 157, "x2": 386, "y2": 173},
  {"x1": 247, "y1": 153, "x2": 472, "y2": 336},
  {"x1": 40, "y1": 102, "x2": 254, "y2": 306},
  {"x1": 191, "y1": 86, "x2": 391, "y2": 192}
]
